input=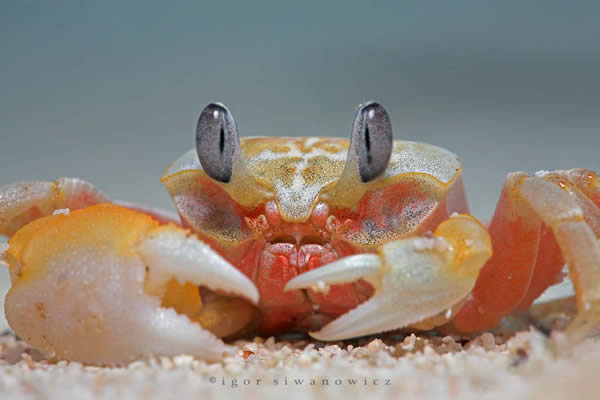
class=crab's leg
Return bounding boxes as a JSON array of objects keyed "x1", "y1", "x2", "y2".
[
  {"x1": 515, "y1": 169, "x2": 600, "y2": 310},
  {"x1": 0, "y1": 178, "x2": 108, "y2": 236},
  {"x1": 566, "y1": 169, "x2": 600, "y2": 209},
  {"x1": 2, "y1": 203, "x2": 258, "y2": 365},
  {"x1": 0, "y1": 178, "x2": 181, "y2": 235},
  {"x1": 451, "y1": 170, "x2": 600, "y2": 337},
  {"x1": 284, "y1": 214, "x2": 492, "y2": 340}
]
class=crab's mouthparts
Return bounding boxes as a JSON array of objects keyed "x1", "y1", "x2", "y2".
[
  {"x1": 263, "y1": 241, "x2": 339, "y2": 271},
  {"x1": 249, "y1": 200, "x2": 334, "y2": 248},
  {"x1": 268, "y1": 234, "x2": 328, "y2": 247}
]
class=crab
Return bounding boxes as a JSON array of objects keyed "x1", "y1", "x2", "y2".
[{"x1": 1, "y1": 102, "x2": 599, "y2": 365}]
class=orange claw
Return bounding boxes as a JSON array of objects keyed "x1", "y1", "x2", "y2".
[{"x1": 2, "y1": 196, "x2": 259, "y2": 364}]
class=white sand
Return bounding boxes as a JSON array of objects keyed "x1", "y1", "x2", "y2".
[{"x1": 0, "y1": 328, "x2": 599, "y2": 400}]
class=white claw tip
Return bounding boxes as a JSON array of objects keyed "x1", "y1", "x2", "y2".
[
  {"x1": 139, "y1": 229, "x2": 260, "y2": 305},
  {"x1": 284, "y1": 254, "x2": 381, "y2": 292}
]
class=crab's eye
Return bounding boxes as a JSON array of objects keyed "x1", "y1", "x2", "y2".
[
  {"x1": 350, "y1": 102, "x2": 393, "y2": 182},
  {"x1": 196, "y1": 103, "x2": 240, "y2": 183}
]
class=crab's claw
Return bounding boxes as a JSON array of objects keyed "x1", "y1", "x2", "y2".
[
  {"x1": 2, "y1": 203, "x2": 258, "y2": 365},
  {"x1": 284, "y1": 215, "x2": 492, "y2": 340}
]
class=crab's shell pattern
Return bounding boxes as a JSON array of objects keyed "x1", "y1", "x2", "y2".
[{"x1": 163, "y1": 137, "x2": 460, "y2": 220}]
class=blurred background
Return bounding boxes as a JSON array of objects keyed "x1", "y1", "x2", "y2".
[{"x1": 0, "y1": 1, "x2": 598, "y2": 328}]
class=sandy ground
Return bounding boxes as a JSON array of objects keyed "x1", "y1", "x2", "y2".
[{"x1": 1, "y1": 323, "x2": 599, "y2": 400}]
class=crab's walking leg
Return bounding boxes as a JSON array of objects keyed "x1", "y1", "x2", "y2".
[
  {"x1": 566, "y1": 169, "x2": 600, "y2": 209},
  {"x1": 0, "y1": 178, "x2": 108, "y2": 236},
  {"x1": 451, "y1": 170, "x2": 600, "y2": 337},
  {"x1": 0, "y1": 178, "x2": 181, "y2": 233},
  {"x1": 285, "y1": 215, "x2": 492, "y2": 340}
]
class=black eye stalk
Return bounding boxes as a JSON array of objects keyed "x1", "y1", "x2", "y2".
[
  {"x1": 196, "y1": 103, "x2": 240, "y2": 183},
  {"x1": 350, "y1": 102, "x2": 393, "y2": 182}
]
